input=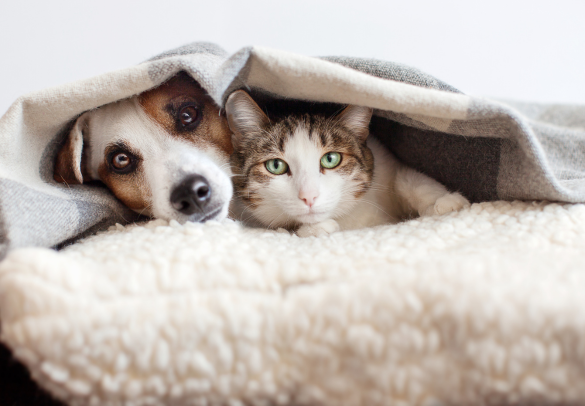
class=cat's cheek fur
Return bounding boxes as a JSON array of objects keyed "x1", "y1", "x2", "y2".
[
  {"x1": 319, "y1": 173, "x2": 356, "y2": 219},
  {"x1": 249, "y1": 177, "x2": 299, "y2": 228}
]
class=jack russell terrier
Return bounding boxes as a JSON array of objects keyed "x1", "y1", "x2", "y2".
[{"x1": 53, "y1": 72, "x2": 234, "y2": 223}]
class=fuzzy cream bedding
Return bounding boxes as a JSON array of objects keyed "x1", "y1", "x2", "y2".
[{"x1": 1, "y1": 200, "x2": 585, "y2": 406}]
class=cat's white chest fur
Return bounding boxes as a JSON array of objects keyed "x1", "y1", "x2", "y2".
[{"x1": 334, "y1": 138, "x2": 401, "y2": 231}]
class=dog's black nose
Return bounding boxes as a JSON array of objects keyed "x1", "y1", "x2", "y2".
[{"x1": 170, "y1": 175, "x2": 211, "y2": 215}]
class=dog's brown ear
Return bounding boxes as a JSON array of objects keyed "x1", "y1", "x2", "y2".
[
  {"x1": 336, "y1": 105, "x2": 373, "y2": 142},
  {"x1": 54, "y1": 113, "x2": 88, "y2": 184},
  {"x1": 225, "y1": 90, "x2": 269, "y2": 149}
]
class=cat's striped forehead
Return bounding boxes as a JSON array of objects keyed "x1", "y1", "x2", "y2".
[
  {"x1": 256, "y1": 113, "x2": 366, "y2": 155},
  {"x1": 232, "y1": 112, "x2": 375, "y2": 177},
  {"x1": 232, "y1": 111, "x2": 372, "y2": 180}
]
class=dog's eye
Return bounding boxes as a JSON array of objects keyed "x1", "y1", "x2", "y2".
[
  {"x1": 169, "y1": 101, "x2": 202, "y2": 132},
  {"x1": 112, "y1": 153, "x2": 131, "y2": 169},
  {"x1": 179, "y1": 105, "x2": 199, "y2": 127},
  {"x1": 108, "y1": 150, "x2": 137, "y2": 174}
]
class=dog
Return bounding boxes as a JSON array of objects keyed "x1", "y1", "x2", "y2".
[{"x1": 53, "y1": 72, "x2": 234, "y2": 223}]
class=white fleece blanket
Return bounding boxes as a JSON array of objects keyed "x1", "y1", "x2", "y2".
[{"x1": 1, "y1": 200, "x2": 585, "y2": 406}]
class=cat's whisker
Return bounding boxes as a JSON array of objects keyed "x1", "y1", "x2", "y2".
[
  {"x1": 241, "y1": 211, "x2": 258, "y2": 224},
  {"x1": 234, "y1": 203, "x2": 263, "y2": 225},
  {"x1": 367, "y1": 186, "x2": 400, "y2": 196},
  {"x1": 368, "y1": 183, "x2": 391, "y2": 190},
  {"x1": 341, "y1": 180, "x2": 400, "y2": 198},
  {"x1": 367, "y1": 185, "x2": 392, "y2": 191},
  {"x1": 355, "y1": 199, "x2": 395, "y2": 219},
  {"x1": 266, "y1": 212, "x2": 287, "y2": 230}
]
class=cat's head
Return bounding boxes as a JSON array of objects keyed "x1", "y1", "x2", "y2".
[{"x1": 226, "y1": 90, "x2": 374, "y2": 229}]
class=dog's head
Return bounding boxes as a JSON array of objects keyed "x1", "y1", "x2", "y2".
[{"x1": 54, "y1": 72, "x2": 234, "y2": 223}]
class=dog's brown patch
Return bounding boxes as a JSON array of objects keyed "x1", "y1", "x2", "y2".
[
  {"x1": 54, "y1": 115, "x2": 92, "y2": 185},
  {"x1": 98, "y1": 145, "x2": 151, "y2": 213},
  {"x1": 139, "y1": 72, "x2": 233, "y2": 158},
  {"x1": 54, "y1": 134, "x2": 83, "y2": 184}
]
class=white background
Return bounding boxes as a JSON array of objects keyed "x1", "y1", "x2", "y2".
[{"x1": 1, "y1": 0, "x2": 584, "y2": 116}]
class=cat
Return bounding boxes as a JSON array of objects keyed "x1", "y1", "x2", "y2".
[{"x1": 225, "y1": 90, "x2": 470, "y2": 237}]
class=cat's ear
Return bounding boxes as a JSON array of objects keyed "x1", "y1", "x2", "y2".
[
  {"x1": 336, "y1": 105, "x2": 373, "y2": 142},
  {"x1": 225, "y1": 90, "x2": 270, "y2": 148}
]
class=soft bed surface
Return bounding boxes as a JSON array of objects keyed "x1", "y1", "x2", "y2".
[{"x1": 1, "y1": 200, "x2": 585, "y2": 405}]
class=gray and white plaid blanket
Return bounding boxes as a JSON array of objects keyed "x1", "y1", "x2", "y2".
[{"x1": 1, "y1": 42, "x2": 584, "y2": 259}]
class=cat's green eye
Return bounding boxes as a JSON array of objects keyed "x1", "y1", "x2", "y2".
[
  {"x1": 265, "y1": 158, "x2": 289, "y2": 175},
  {"x1": 320, "y1": 152, "x2": 342, "y2": 169}
]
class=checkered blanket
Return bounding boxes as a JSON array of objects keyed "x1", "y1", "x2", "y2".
[{"x1": 1, "y1": 42, "x2": 584, "y2": 259}]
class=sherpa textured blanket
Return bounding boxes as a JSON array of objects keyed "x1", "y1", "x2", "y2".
[{"x1": 1, "y1": 42, "x2": 585, "y2": 405}]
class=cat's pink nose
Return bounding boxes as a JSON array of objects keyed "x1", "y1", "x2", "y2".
[{"x1": 299, "y1": 190, "x2": 319, "y2": 207}]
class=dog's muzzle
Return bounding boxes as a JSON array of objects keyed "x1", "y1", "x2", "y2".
[{"x1": 170, "y1": 174, "x2": 212, "y2": 215}]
